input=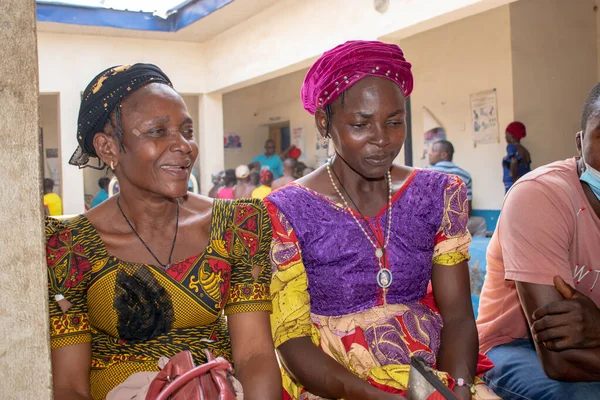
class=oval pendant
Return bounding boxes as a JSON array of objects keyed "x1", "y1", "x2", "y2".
[
  {"x1": 377, "y1": 268, "x2": 393, "y2": 289},
  {"x1": 375, "y1": 248, "x2": 383, "y2": 258}
]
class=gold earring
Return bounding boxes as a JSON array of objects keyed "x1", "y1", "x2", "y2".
[{"x1": 110, "y1": 161, "x2": 114, "y2": 170}]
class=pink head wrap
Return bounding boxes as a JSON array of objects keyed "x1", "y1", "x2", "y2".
[
  {"x1": 506, "y1": 121, "x2": 526, "y2": 141},
  {"x1": 301, "y1": 40, "x2": 413, "y2": 115}
]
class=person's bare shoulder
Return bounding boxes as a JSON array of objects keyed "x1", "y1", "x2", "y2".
[
  {"x1": 294, "y1": 164, "x2": 330, "y2": 194},
  {"x1": 183, "y1": 193, "x2": 214, "y2": 216},
  {"x1": 390, "y1": 163, "x2": 415, "y2": 191}
]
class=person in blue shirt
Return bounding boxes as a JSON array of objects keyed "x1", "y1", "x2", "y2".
[
  {"x1": 251, "y1": 139, "x2": 284, "y2": 179},
  {"x1": 90, "y1": 177, "x2": 110, "y2": 208},
  {"x1": 503, "y1": 121, "x2": 531, "y2": 192},
  {"x1": 428, "y1": 140, "x2": 487, "y2": 237}
]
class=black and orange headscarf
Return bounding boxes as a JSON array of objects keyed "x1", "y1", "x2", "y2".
[{"x1": 70, "y1": 63, "x2": 172, "y2": 168}]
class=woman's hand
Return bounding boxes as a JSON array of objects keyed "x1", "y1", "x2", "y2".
[
  {"x1": 453, "y1": 385, "x2": 472, "y2": 400},
  {"x1": 228, "y1": 311, "x2": 282, "y2": 400}
]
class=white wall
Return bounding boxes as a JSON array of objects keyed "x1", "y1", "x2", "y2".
[
  {"x1": 510, "y1": 0, "x2": 598, "y2": 166},
  {"x1": 398, "y1": 5, "x2": 514, "y2": 210},
  {"x1": 37, "y1": 32, "x2": 205, "y2": 94},
  {"x1": 222, "y1": 68, "x2": 324, "y2": 170},
  {"x1": 202, "y1": 0, "x2": 515, "y2": 93}
]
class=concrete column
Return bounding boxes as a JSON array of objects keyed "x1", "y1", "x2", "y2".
[
  {"x1": 59, "y1": 90, "x2": 85, "y2": 214},
  {"x1": 0, "y1": 1, "x2": 53, "y2": 399},
  {"x1": 198, "y1": 93, "x2": 225, "y2": 195}
]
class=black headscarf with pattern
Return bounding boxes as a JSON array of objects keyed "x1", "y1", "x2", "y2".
[{"x1": 70, "y1": 63, "x2": 172, "y2": 168}]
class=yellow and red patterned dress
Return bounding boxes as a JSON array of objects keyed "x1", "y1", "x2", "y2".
[{"x1": 46, "y1": 199, "x2": 272, "y2": 400}]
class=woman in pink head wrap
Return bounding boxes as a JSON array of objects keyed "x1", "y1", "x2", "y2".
[
  {"x1": 503, "y1": 121, "x2": 532, "y2": 192},
  {"x1": 264, "y1": 41, "x2": 495, "y2": 400}
]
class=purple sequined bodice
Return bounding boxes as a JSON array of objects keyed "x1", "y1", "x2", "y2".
[{"x1": 267, "y1": 169, "x2": 449, "y2": 316}]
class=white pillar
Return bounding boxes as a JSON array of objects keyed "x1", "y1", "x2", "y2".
[
  {"x1": 59, "y1": 90, "x2": 85, "y2": 215},
  {"x1": 198, "y1": 93, "x2": 225, "y2": 195},
  {"x1": 0, "y1": 0, "x2": 53, "y2": 397}
]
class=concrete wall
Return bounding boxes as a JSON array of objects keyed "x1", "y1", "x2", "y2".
[
  {"x1": 0, "y1": 0, "x2": 53, "y2": 398},
  {"x1": 510, "y1": 0, "x2": 598, "y2": 166}
]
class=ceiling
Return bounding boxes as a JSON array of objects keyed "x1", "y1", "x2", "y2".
[{"x1": 37, "y1": 0, "x2": 279, "y2": 43}]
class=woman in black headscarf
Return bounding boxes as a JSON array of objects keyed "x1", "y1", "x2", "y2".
[{"x1": 46, "y1": 64, "x2": 281, "y2": 400}]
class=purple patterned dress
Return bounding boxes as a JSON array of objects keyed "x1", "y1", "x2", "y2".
[{"x1": 265, "y1": 169, "x2": 472, "y2": 398}]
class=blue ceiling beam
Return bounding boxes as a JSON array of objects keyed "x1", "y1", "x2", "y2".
[{"x1": 36, "y1": 0, "x2": 234, "y2": 32}]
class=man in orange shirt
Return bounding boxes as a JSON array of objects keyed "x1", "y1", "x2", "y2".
[{"x1": 477, "y1": 84, "x2": 600, "y2": 398}]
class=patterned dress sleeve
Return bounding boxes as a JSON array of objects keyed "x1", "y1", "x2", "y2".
[
  {"x1": 264, "y1": 198, "x2": 318, "y2": 348},
  {"x1": 224, "y1": 199, "x2": 273, "y2": 315},
  {"x1": 432, "y1": 175, "x2": 472, "y2": 266},
  {"x1": 45, "y1": 217, "x2": 93, "y2": 349}
]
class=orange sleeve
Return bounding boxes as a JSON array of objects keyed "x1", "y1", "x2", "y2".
[{"x1": 499, "y1": 180, "x2": 573, "y2": 285}]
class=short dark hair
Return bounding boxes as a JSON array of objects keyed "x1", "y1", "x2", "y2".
[
  {"x1": 249, "y1": 172, "x2": 260, "y2": 186},
  {"x1": 434, "y1": 140, "x2": 455, "y2": 161},
  {"x1": 98, "y1": 177, "x2": 110, "y2": 191},
  {"x1": 224, "y1": 169, "x2": 237, "y2": 186},
  {"x1": 581, "y1": 82, "x2": 600, "y2": 131},
  {"x1": 43, "y1": 178, "x2": 54, "y2": 192},
  {"x1": 283, "y1": 158, "x2": 297, "y2": 169},
  {"x1": 324, "y1": 91, "x2": 347, "y2": 136}
]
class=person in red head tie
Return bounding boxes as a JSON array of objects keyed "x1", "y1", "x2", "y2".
[{"x1": 503, "y1": 121, "x2": 531, "y2": 192}]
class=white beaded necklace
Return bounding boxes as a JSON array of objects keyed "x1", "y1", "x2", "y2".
[{"x1": 326, "y1": 159, "x2": 394, "y2": 290}]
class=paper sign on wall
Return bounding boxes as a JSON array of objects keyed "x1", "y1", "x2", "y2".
[
  {"x1": 470, "y1": 89, "x2": 499, "y2": 145},
  {"x1": 224, "y1": 133, "x2": 242, "y2": 152}
]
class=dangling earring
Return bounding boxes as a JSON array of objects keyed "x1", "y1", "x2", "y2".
[
  {"x1": 110, "y1": 161, "x2": 115, "y2": 170},
  {"x1": 322, "y1": 136, "x2": 328, "y2": 149}
]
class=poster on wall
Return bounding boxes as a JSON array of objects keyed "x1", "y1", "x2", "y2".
[
  {"x1": 224, "y1": 133, "x2": 242, "y2": 152},
  {"x1": 470, "y1": 89, "x2": 499, "y2": 145},
  {"x1": 422, "y1": 107, "x2": 446, "y2": 167},
  {"x1": 291, "y1": 127, "x2": 306, "y2": 161}
]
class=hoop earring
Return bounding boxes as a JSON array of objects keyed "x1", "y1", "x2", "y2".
[
  {"x1": 322, "y1": 136, "x2": 328, "y2": 149},
  {"x1": 110, "y1": 161, "x2": 115, "y2": 170}
]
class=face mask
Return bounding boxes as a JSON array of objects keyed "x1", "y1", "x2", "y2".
[{"x1": 580, "y1": 140, "x2": 600, "y2": 201}]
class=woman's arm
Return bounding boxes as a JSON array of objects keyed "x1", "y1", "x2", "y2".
[
  {"x1": 52, "y1": 343, "x2": 92, "y2": 400},
  {"x1": 509, "y1": 157, "x2": 520, "y2": 182},
  {"x1": 228, "y1": 311, "x2": 282, "y2": 400},
  {"x1": 432, "y1": 261, "x2": 478, "y2": 400},
  {"x1": 278, "y1": 337, "x2": 403, "y2": 400}
]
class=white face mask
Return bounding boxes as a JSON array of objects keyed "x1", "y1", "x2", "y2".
[{"x1": 580, "y1": 132, "x2": 600, "y2": 201}]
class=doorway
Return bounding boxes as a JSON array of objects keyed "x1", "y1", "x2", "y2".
[{"x1": 268, "y1": 122, "x2": 291, "y2": 155}]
